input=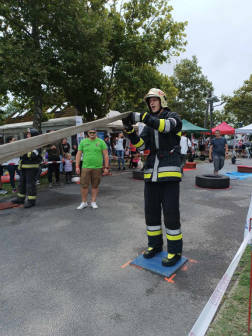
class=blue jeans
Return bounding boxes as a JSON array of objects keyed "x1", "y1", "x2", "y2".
[
  {"x1": 7, "y1": 165, "x2": 20, "y2": 189},
  {"x1": 59, "y1": 155, "x2": 63, "y2": 172},
  {"x1": 117, "y1": 150, "x2": 125, "y2": 167}
]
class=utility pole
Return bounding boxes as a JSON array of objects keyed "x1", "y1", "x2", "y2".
[{"x1": 204, "y1": 90, "x2": 212, "y2": 136}]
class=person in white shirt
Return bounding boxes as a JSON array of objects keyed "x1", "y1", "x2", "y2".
[
  {"x1": 116, "y1": 132, "x2": 126, "y2": 170},
  {"x1": 180, "y1": 131, "x2": 191, "y2": 176}
]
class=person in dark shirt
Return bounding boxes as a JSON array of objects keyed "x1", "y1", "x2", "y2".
[
  {"x1": 209, "y1": 130, "x2": 228, "y2": 174},
  {"x1": 62, "y1": 138, "x2": 70, "y2": 157}
]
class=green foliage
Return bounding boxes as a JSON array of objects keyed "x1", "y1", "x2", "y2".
[
  {"x1": 169, "y1": 56, "x2": 214, "y2": 126},
  {"x1": 223, "y1": 75, "x2": 252, "y2": 126},
  {"x1": 0, "y1": 0, "x2": 187, "y2": 125}
]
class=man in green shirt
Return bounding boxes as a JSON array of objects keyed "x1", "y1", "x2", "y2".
[{"x1": 76, "y1": 129, "x2": 109, "y2": 209}]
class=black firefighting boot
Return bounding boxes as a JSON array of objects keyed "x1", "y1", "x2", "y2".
[
  {"x1": 24, "y1": 203, "x2": 35, "y2": 208},
  {"x1": 162, "y1": 253, "x2": 181, "y2": 267},
  {"x1": 11, "y1": 199, "x2": 25, "y2": 204},
  {"x1": 143, "y1": 247, "x2": 163, "y2": 259}
]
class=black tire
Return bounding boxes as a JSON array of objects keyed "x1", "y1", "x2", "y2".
[
  {"x1": 195, "y1": 174, "x2": 230, "y2": 189},
  {"x1": 132, "y1": 170, "x2": 144, "y2": 180},
  {"x1": 199, "y1": 154, "x2": 206, "y2": 161},
  {"x1": 231, "y1": 156, "x2": 236, "y2": 164}
]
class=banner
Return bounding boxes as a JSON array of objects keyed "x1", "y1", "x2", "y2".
[{"x1": 76, "y1": 116, "x2": 85, "y2": 145}]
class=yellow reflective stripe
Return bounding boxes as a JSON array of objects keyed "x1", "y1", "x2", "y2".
[
  {"x1": 27, "y1": 152, "x2": 31, "y2": 158},
  {"x1": 147, "y1": 230, "x2": 162, "y2": 236},
  {"x1": 134, "y1": 138, "x2": 144, "y2": 148},
  {"x1": 126, "y1": 128, "x2": 135, "y2": 134},
  {"x1": 167, "y1": 233, "x2": 182, "y2": 241},
  {"x1": 142, "y1": 112, "x2": 148, "y2": 122},
  {"x1": 158, "y1": 119, "x2": 165, "y2": 132},
  {"x1": 158, "y1": 172, "x2": 182, "y2": 178},
  {"x1": 176, "y1": 132, "x2": 181, "y2": 137},
  {"x1": 144, "y1": 174, "x2": 152, "y2": 179},
  {"x1": 22, "y1": 164, "x2": 39, "y2": 168},
  {"x1": 28, "y1": 196, "x2": 36, "y2": 199},
  {"x1": 18, "y1": 193, "x2": 25, "y2": 198}
]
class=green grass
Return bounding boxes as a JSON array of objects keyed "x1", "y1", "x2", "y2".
[
  {"x1": 0, "y1": 174, "x2": 50, "y2": 199},
  {"x1": 207, "y1": 246, "x2": 252, "y2": 335}
]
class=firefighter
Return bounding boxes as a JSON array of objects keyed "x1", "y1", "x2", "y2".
[
  {"x1": 122, "y1": 88, "x2": 183, "y2": 267},
  {"x1": 11, "y1": 128, "x2": 42, "y2": 208}
]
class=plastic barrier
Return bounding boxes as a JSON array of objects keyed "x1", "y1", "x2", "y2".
[{"x1": 188, "y1": 230, "x2": 252, "y2": 336}]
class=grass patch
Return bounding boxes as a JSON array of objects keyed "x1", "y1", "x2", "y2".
[
  {"x1": 0, "y1": 174, "x2": 50, "y2": 199},
  {"x1": 207, "y1": 245, "x2": 252, "y2": 335}
]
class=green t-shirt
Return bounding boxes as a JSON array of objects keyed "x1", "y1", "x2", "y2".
[{"x1": 78, "y1": 138, "x2": 107, "y2": 169}]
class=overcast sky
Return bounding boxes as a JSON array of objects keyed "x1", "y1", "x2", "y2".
[{"x1": 158, "y1": 0, "x2": 252, "y2": 98}]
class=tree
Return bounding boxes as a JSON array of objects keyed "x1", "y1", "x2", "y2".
[
  {"x1": 223, "y1": 75, "x2": 252, "y2": 126},
  {"x1": 0, "y1": 0, "x2": 110, "y2": 130},
  {"x1": 1, "y1": 0, "x2": 187, "y2": 127},
  {"x1": 170, "y1": 56, "x2": 214, "y2": 126}
]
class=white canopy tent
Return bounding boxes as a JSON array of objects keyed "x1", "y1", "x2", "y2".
[{"x1": 235, "y1": 124, "x2": 252, "y2": 134}]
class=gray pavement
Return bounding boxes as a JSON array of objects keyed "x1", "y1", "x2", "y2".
[{"x1": 0, "y1": 159, "x2": 252, "y2": 336}]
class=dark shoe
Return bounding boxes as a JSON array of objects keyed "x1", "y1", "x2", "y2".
[
  {"x1": 24, "y1": 203, "x2": 35, "y2": 208},
  {"x1": 11, "y1": 199, "x2": 24, "y2": 204},
  {"x1": 123, "y1": 167, "x2": 126, "y2": 170},
  {"x1": 117, "y1": 167, "x2": 121, "y2": 170},
  {"x1": 162, "y1": 253, "x2": 181, "y2": 267},
  {"x1": 143, "y1": 247, "x2": 163, "y2": 259}
]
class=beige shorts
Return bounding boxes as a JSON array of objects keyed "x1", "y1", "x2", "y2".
[{"x1": 80, "y1": 168, "x2": 102, "y2": 188}]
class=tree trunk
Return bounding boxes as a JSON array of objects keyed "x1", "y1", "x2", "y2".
[{"x1": 33, "y1": 87, "x2": 43, "y2": 133}]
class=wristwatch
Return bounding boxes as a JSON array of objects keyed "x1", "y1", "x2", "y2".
[{"x1": 105, "y1": 167, "x2": 109, "y2": 169}]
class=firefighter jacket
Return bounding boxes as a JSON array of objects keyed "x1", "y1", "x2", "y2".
[
  {"x1": 19, "y1": 149, "x2": 42, "y2": 169},
  {"x1": 126, "y1": 109, "x2": 182, "y2": 182}
]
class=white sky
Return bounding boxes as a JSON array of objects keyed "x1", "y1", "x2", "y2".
[{"x1": 158, "y1": 0, "x2": 252, "y2": 98}]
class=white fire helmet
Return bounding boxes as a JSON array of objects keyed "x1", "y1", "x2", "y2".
[{"x1": 144, "y1": 88, "x2": 169, "y2": 112}]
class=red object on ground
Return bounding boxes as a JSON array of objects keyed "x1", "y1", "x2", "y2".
[
  {"x1": 185, "y1": 162, "x2": 197, "y2": 169},
  {"x1": 0, "y1": 202, "x2": 22, "y2": 211},
  {"x1": 237, "y1": 165, "x2": 252, "y2": 173},
  {"x1": 195, "y1": 185, "x2": 231, "y2": 190},
  {"x1": 1, "y1": 169, "x2": 48, "y2": 183}
]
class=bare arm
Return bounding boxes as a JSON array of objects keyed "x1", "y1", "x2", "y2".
[
  {"x1": 209, "y1": 145, "x2": 213, "y2": 159},
  {"x1": 103, "y1": 149, "x2": 109, "y2": 175},
  {"x1": 75, "y1": 150, "x2": 82, "y2": 175},
  {"x1": 225, "y1": 144, "x2": 228, "y2": 157}
]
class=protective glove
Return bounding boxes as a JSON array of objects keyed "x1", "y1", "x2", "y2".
[{"x1": 122, "y1": 116, "x2": 133, "y2": 132}]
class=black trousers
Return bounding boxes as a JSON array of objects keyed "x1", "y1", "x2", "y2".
[
  {"x1": 66, "y1": 172, "x2": 72, "y2": 181},
  {"x1": 144, "y1": 181, "x2": 182, "y2": 254},
  {"x1": 47, "y1": 156, "x2": 60, "y2": 183},
  {"x1": 16, "y1": 168, "x2": 38, "y2": 204}
]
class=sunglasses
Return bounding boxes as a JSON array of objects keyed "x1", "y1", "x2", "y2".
[{"x1": 89, "y1": 132, "x2": 96, "y2": 135}]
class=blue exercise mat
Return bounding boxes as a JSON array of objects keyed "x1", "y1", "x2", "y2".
[
  {"x1": 224, "y1": 172, "x2": 252, "y2": 180},
  {"x1": 130, "y1": 251, "x2": 188, "y2": 278}
]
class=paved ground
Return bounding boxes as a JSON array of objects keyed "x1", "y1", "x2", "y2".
[{"x1": 0, "y1": 159, "x2": 252, "y2": 336}]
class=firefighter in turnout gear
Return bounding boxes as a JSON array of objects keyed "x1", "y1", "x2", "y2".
[
  {"x1": 122, "y1": 88, "x2": 183, "y2": 267},
  {"x1": 12, "y1": 128, "x2": 42, "y2": 208}
]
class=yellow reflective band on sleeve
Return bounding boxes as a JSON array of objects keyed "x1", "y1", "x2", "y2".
[
  {"x1": 21, "y1": 164, "x2": 39, "y2": 168},
  {"x1": 126, "y1": 128, "x2": 135, "y2": 134},
  {"x1": 158, "y1": 172, "x2": 182, "y2": 178},
  {"x1": 144, "y1": 174, "x2": 152, "y2": 179},
  {"x1": 134, "y1": 138, "x2": 144, "y2": 148},
  {"x1": 28, "y1": 196, "x2": 36, "y2": 200},
  {"x1": 176, "y1": 132, "x2": 182, "y2": 137},
  {"x1": 27, "y1": 152, "x2": 31, "y2": 158},
  {"x1": 158, "y1": 119, "x2": 165, "y2": 132},
  {"x1": 142, "y1": 112, "x2": 148, "y2": 122},
  {"x1": 147, "y1": 230, "x2": 163, "y2": 236},
  {"x1": 167, "y1": 233, "x2": 182, "y2": 241},
  {"x1": 18, "y1": 193, "x2": 25, "y2": 198}
]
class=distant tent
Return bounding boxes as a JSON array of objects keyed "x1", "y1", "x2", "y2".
[
  {"x1": 235, "y1": 123, "x2": 252, "y2": 134},
  {"x1": 182, "y1": 119, "x2": 211, "y2": 133},
  {"x1": 212, "y1": 121, "x2": 235, "y2": 135}
]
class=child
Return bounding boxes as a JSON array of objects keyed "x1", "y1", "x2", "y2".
[
  {"x1": 64, "y1": 153, "x2": 73, "y2": 183},
  {"x1": 132, "y1": 153, "x2": 140, "y2": 168},
  {"x1": 124, "y1": 146, "x2": 130, "y2": 162}
]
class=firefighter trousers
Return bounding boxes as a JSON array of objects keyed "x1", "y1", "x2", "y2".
[
  {"x1": 16, "y1": 168, "x2": 38, "y2": 205},
  {"x1": 144, "y1": 181, "x2": 182, "y2": 254}
]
